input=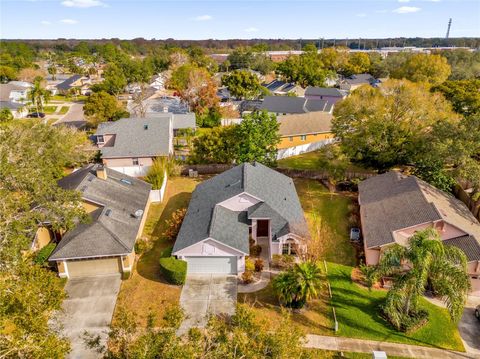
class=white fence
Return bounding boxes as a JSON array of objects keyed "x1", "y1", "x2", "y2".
[
  {"x1": 149, "y1": 171, "x2": 168, "y2": 203},
  {"x1": 109, "y1": 165, "x2": 150, "y2": 177},
  {"x1": 276, "y1": 139, "x2": 335, "y2": 160}
]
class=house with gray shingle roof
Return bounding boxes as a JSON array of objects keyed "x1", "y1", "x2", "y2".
[
  {"x1": 359, "y1": 171, "x2": 480, "y2": 295},
  {"x1": 259, "y1": 96, "x2": 334, "y2": 115},
  {"x1": 172, "y1": 162, "x2": 309, "y2": 274},
  {"x1": 339, "y1": 73, "x2": 379, "y2": 91},
  {"x1": 262, "y1": 79, "x2": 305, "y2": 96},
  {"x1": 48, "y1": 164, "x2": 151, "y2": 279}
]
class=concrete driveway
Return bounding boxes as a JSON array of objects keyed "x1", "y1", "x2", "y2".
[
  {"x1": 53, "y1": 103, "x2": 87, "y2": 129},
  {"x1": 60, "y1": 275, "x2": 121, "y2": 359},
  {"x1": 178, "y1": 274, "x2": 237, "y2": 334},
  {"x1": 458, "y1": 296, "x2": 480, "y2": 357}
]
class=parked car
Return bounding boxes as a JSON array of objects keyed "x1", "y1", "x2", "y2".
[
  {"x1": 475, "y1": 305, "x2": 480, "y2": 322},
  {"x1": 350, "y1": 227, "x2": 361, "y2": 241},
  {"x1": 27, "y1": 112, "x2": 45, "y2": 118}
]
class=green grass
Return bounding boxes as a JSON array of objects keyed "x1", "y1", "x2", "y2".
[
  {"x1": 277, "y1": 150, "x2": 370, "y2": 173},
  {"x1": 328, "y1": 263, "x2": 465, "y2": 351},
  {"x1": 294, "y1": 178, "x2": 356, "y2": 266},
  {"x1": 58, "y1": 106, "x2": 69, "y2": 114},
  {"x1": 42, "y1": 106, "x2": 58, "y2": 114}
]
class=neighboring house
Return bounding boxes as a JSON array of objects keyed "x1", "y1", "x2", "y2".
[
  {"x1": 94, "y1": 113, "x2": 195, "y2": 177},
  {"x1": 259, "y1": 96, "x2": 334, "y2": 115},
  {"x1": 149, "y1": 74, "x2": 166, "y2": 90},
  {"x1": 217, "y1": 87, "x2": 232, "y2": 102},
  {"x1": 172, "y1": 162, "x2": 309, "y2": 274},
  {"x1": 276, "y1": 112, "x2": 335, "y2": 159},
  {"x1": 359, "y1": 172, "x2": 480, "y2": 296},
  {"x1": 339, "y1": 73, "x2": 379, "y2": 91},
  {"x1": 56, "y1": 74, "x2": 91, "y2": 95},
  {"x1": 304, "y1": 87, "x2": 348, "y2": 104},
  {"x1": 262, "y1": 80, "x2": 305, "y2": 96},
  {"x1": 0, "y1": 81, "x2": 31, "y2": 103},
  {"x1": 0, "y1": 101, "x2": 28, "y2": 119},
  {"x1": 46, "y1": 164, "x2": 151, "y2": 279}
]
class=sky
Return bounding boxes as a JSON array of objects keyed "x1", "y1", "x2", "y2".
[{"x1": 0, "y1": 0, "x2": 479, "y2": 40}]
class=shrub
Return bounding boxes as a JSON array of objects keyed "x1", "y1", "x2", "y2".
[
  {"x1": 122, "y1": 270, "x2": 131, "y2": 280},
  {"x1": 34, "y1": 243, "x2": 56, "y2": 265},
  {"x1": 254, "y1": 258, "x2": 264, "y2": 272},
  {"x1": 134, "y1": 237, "x2": 152, "y2": 255},
  {"x1": 250, "y1": 244, "x2": 262, "y2": 257},
  {"x1": 271, "y1": 254, "x2": 295, "y2": 269},
  {"x1": 159, "y1": 257, "x2": 187, "y2": 285},
  {"x1": 163, "y1": 305, "x2": 185, "y2": 329},
  {"x1": 145, "y1": 159, "x2": 166, "y2": 190},
  {"x1": 245, "y1": 257, "x2": 255, "y2": 272},
  {"x1": 242, "y1": 270, "x2": 254, "y2": 284},
  {"x1": 164, "y1": 208, "x2": 187, "y2": 241},
  {"x1": 160, "y1": 246, "x2": 173, "y2": 258}
]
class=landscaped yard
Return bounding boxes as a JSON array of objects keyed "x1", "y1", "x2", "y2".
[
  {"x1": 114, "y1": 176, "x2": 202, "y2": 326},
  {"x1": 58, "y1": 106, "x2": 69, "y2": 114},
  {"x1": 239, "y1": 178, "x2": 355, "y2": 335},
  {"x1": 328, "y1": 263, "x2": 465, "y2": 351},
  {"x1": 277, "y1": 149, "x2": 370, "y2": 173}
]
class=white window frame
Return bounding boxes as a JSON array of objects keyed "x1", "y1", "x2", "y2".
[
  {"x1": 132, "y1": 158, "x2": 139, "y2": 166},
  {"x1": 97, "y1": 135, "x2": 104, "y2": 144}
]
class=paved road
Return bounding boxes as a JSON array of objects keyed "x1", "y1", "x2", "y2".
[
  {"x1": 305, "y1": 334, "x2": 475, "y2": 359},
  {"x1": 178, "y1": 274, "x2": 237, "y2": 334},
  {"x1": 59, "y1": 275, "x2": 121, "y2": 359},
  {"x1": 53, "y1": 103, "x2": 87, "y2": 129}
]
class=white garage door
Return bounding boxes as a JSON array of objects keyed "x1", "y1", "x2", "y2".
[
  {"x1": 66, "y1": 257, "x2": 122, "y2": 278},
  {"x1": 185, "y1": 256, "x2": 237, "y2": 274}
]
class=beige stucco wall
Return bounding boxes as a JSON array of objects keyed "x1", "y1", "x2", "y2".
[
  {"x1": 57, "y1": 261, "x2": 67, "y2": 277},
  {"x1": 83, "y1": 200, "x2": 101, "y2": 213},
  {"x1": 278, "y1": 132, "x2": 334, "y2": 149},
  {"x1": 365, "y1": 248, "x2": 381, "y2": 265},
  {"x1": 35, "y1": 227, "x2": 53, "y2": 249},
  {"x1": 122, "y1": 250, "x2": 136, "y2": 269},
  {"x1": 467, "y1": 261, "x2": 480, "y2": 275}
]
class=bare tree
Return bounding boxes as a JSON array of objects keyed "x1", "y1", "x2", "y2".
[{"x1": 131, "y1": 83, "x2": 150, "y2": 118}]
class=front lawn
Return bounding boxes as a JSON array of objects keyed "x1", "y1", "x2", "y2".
[
  {"x1": 328, "y1": 263, "x2": 465, "y2": 351},
  {"x1": 294, "y1": 178, "x2": 356, "y2": 266},
  {"x1": 114, "y1": 176, "x2": 201, "y2": 326},
  {"x1": 58, "y1": 106, "x2": 69, "y2": 114}
]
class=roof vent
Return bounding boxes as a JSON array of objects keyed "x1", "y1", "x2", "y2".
[
  {"x1": 105, "y1": 209, "x2": 112, "y2": 217},
  {"x1": 121, "y1": 178, "x2": 132, "y2": 185},
  {"x1": 144, "y1": 124, "x2": 148, "y2": 130},
  {"x1": 134, "y1": 209, "x2": 144, "y2": 218}
]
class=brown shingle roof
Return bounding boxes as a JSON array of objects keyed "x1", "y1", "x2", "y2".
[{"x1": 277, "y1": 112, "x2": 332, "y2": 137}]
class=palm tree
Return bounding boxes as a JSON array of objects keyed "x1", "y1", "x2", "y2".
[
  {"x1": 28, "y1": 77, "x2": 51, "y2": 114},
  {"x1": 372, "y1": 228, "x2": 470, "y2": 330},
  {"x1": 272, "y1": 260, "x2": 324, "y2": 308},
  {"x1": 48, "y1": 65, "x2": 57, "y2": 80}
]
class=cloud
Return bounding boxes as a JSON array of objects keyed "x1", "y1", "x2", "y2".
[
  {"x1": 244, "y1": 27, "x2": 259, "y2": 33},
  {"x1": 60, "y1": 19, "x2": 79, "y2": 24},
  {"x1": 356, "y1": 13, "x2": 367, "y2": 17},
  {"x1": 194, "y1": 15, "x2": 212, "y2": 21},
  {"x1": 393, "y1": 6, "x2": 421, "y2": 13},
  {"x1": 41, "y1": 20, "x2": 52, "y2": 25},
  {"x1": 61, "y1": 0, "x2": 106, "y2": 8}
]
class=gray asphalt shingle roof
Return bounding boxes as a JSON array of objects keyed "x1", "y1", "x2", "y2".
[
  {"x1": 95, "y1": 117, "x2": 172, "y2": 158},
  {"x1": 49, "y1": 164, "x2": 151, "y2": 260},
  {"x1": 56, "y1": 74, "x2": 83, "y2": 90},
  {"x1": 305, "y1": 87, "x2": 346, "y2": 97},
  {"x1": 359, "y1": 171, "x2": 480, "y2": 262},
  {"x1": 173, "y1": 162, "x2": 308, "y2": 254},
  {"x1": 260, "y1": 96, "x2": 332, "y2": 114}
]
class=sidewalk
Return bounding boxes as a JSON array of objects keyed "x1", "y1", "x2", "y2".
[{"x1": 305, "y1": 334, "x2": 475, "y2": 359}]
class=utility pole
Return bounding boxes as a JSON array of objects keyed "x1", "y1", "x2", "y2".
[
  {"x1": 446, "y1": 18, "x2": 452, "y2": 39},
  {"x1": 321, "y1": 38, "x2": 324, "y2": 49}
]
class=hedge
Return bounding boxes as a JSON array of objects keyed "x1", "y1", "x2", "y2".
[
  {"x1": 159, "y1": 256, "x2": 187, "y2": 285},
  {"x1": 34, "y1": 243, "x2": 56, "y2": 265}
]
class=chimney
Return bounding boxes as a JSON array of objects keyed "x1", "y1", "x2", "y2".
[
  {"x1": 163, "y1": 106, "x2": 168, "y2": 113},
  {"x1": 96, "y1": 165, "x2": 107, "y2": 180}
]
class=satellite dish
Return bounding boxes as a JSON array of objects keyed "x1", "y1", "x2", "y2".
[{"x1": 134, "y1": 209, "x2": 144, "y2": 218}]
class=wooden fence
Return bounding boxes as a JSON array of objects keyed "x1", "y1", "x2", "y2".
[
  {"x1": 181, "y1": 164, "x2": 376, "y2": 181},
  {"x1": 454, "y1": 184, "x2": 480, "y2": 221}
]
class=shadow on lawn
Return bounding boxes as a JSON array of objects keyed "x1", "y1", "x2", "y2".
[{"x1": 136, "y1": 191, "x2": 191, "y2": 283}]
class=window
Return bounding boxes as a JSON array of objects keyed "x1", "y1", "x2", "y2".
[
  {"x1": 132, "y1": 158, "x2": 139, "y2": 166},
  {"x1": 300, "y1": 135, "x2": 307, "y2": 141},
  {"x1": 289, "y1": 136, "x2": 293, "y2": 142},
  {"x1": 282, "y1": 240, "x2": 297, "y2": 255},
  {"x1": 282, "y1": 243, "x2": 290, "y2": 255},
  {"x1": 97, "y1": 135, "x2": 104, "y2": 144}
]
